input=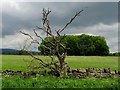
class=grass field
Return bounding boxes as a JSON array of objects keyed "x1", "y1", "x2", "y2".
[
  {"x1": 1, "y1": 55, "x2": 119, "y2": 88},
  {"x1": 2, "y1": 55, "x2": 118, "y2": 71}
]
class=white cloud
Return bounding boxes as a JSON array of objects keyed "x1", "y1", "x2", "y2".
[
  {"x1": 2, "y1": 32, "x2": 27, "y2": 49},
  {"x1": 2, "y1": 29, "x2": 44, "y2": 51},
  {"x1": 2, "y1": 0, "x2": 21, "y2": 10}
]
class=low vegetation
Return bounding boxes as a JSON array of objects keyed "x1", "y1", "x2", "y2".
[
  {"x1": 2, "y1": 75, "x2": 119, "y2": 88},
  {"x1": 1, "y1": 55, "x2": 119, "y2": 88}
]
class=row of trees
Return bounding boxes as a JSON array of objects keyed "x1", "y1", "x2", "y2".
[
  {"x1": 39, "y1": 34, "x2": 109, "y2": 56},
  {"x1": 109, "y1": 52, "x2": 120, "y2": 56}
]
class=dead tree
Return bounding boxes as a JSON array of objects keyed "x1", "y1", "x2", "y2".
[{"x1": 20, "y1": 8, "x2": 83, "y2": 77}]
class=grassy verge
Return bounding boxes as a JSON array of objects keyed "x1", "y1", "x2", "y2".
[{"x1": 2, "y1": 75, "x2": 119, "y2": 88}]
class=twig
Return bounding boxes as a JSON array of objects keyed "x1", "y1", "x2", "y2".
[
  {"x1": 20, "y1": 31, "x2": 34, "y2": 40},
  {"x1": 58, "y1": 10, "x2": 84, "y2": 33}
]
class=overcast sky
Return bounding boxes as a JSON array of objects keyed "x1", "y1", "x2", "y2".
[{"x1": 1, "y1": 1, "x2": 119, "y2": 53}]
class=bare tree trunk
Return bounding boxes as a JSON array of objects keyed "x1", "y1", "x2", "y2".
[
  {"x1": 20, "y1": 8, "x2": 83, "y2": 77},
  {"x1": 56, "y1": 52, "x2": 67, "y2": 77}
]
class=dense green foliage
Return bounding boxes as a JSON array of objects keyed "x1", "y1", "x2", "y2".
[
  {"x1": 2, "y1": 55, "x2": 118, "y2": 71},
  {"x1": 39, "y1": 34, "x2": 109, "y2": 56}
]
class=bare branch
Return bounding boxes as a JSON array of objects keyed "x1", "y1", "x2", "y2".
[
  {"x1": 36, "y1": 26, "x2": 44, "y2": 30},
  {"x1": 22, "y1": 39, "x2": 29, "y2": 51},
  {"x1": 24, "y1": 50, "x2": 53, "y2": 69},
  {"x1": 31, "y1": 40, "x2": 39, "y2": 44},
  {"x1": 55, "y1": 30, "x2": 60, "y2": 36},
  {"x1": 33, "y1": 29, "x2": 43, "y2": 40},
  {"x1": 36, "y1": 26, "x2": 54, "y2": 37},
  {"x1": 34, "y1": 28, "x2": 55, "y2": 47},
  {"x1": 20, "y1": 31, "x2": 34, "y2": 40},
  {"x1": 60, "y1": 43, "x2": 66, "y2": 50},
  {"x1": 58, "y1": 10, "x2": 84, "y2": 33},
  {"x1": 42, "y1": 8, "x2": 52, "y2": 37},
  {"x1": 41, "y1": 44, "x2": 52, "y2": 51},
  {"x1": 28, "y1": 55, "x2": 55, "y2": 70},
  {"x1": 59, "y1": 34, "x2": 66, "y2": 43},
  {"x1": 20, "y1": 31, "x2": 39, "y2": 45}
]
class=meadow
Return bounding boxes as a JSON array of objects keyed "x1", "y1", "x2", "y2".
[
  {"x1": 2, "y1": 55, "x2": 118, "y2": 71},
  {"x1": 1, "y1": 55, "x2": 119, "y2": 89}
]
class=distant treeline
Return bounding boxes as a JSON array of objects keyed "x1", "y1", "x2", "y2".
[
  {"x1": 39, "y1": 34, "x2": 110, "y2": 56},
  {"x1": 1, "y1": 49, "x2": 119, "y2": 56},
  {"x1": 1, "y1": 34, "x2": 119, "y2": 56},
  {"x1": 109, "y1": 52, "x2": 120, "y2": 56},
  {"x1": 1, "y1": 49, "x2": 40, "y2": 55}
]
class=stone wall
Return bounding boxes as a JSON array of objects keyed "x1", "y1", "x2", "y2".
[{"x1": 0, "y1": 68, "x2": 120, "y2": 78}]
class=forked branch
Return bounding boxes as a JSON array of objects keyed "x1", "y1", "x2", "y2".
[{"x1": 20, "y1": 8, "x2": 84, "y2": 77}]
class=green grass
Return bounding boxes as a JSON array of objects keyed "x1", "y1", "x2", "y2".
[
  {"x1": 2, "y1": 75, "x2": 119, "y2": 88},
  {"x1": 1, "y1": 55, "x2": 119, "y2": 88},
  {"x1": 2, "y1": 55, "x2": 51, "y2": 71},
  {"x1": 2, "y1": 55, "x2": 118, "y2": 71},
  {"x1": 66, "y1": 56, "x2": 118, "y2": 70}
]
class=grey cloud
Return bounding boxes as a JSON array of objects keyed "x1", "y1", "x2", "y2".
[
  {"x1": 2, "y1": 2, "x2": 117, "y2": 36},
  {"x1": 2, "y1": 12, "x2": 40, "y2": 37},
  {"x1": 62, "y1": 2, "x2": 117, "y2": 33},
  {"x1": 2, "y1": 2, "x2": 118, "y2": 52},
  {"x1": 41, "y1": 2, "x2": 117, "y2": 30}
]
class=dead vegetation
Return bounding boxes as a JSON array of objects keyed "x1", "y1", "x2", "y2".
[{"x1": 20, "y1": 8, "x2": 84, "y2": 77}]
